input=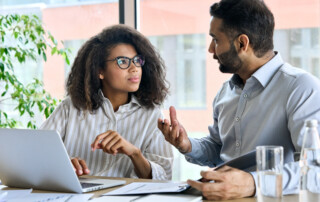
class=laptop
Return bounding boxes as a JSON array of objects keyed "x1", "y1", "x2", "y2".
[{"x1": 0, "y1": 128, "x2": 126, "y2": 193}]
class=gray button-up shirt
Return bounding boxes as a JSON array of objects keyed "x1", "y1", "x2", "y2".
[{"x1": 185, "y1": 53, "x2": 320, "y2": 194}]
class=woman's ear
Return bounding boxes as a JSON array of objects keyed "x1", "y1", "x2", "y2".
[{"x1": 99, "y1": 74, "x2": 104, "y2": 79}]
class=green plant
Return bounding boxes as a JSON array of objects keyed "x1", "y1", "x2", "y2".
[{"x1": 0, "y1": 14, "x2": 70, "y2": 129}]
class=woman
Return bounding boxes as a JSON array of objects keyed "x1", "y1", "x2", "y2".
[{"x1": 41, "y1": 24, "x2": 173, "y2": 180}]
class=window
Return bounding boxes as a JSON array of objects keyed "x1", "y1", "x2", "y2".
[
  {"x1": 311, "y1": 58, "x2": 320, "y2": 78},
  {"x1": 274, "y1": 28, "x2": 320, "y2": 73},
  {"x1": 148, "y1": 34, "x2": 206, "y2": 109},
  {"x1": 311, "y1": 28, "x2": 320, "y2": 48},
  {"x1": 290, "y1": 29, "x2": 302, "y2": 46}
]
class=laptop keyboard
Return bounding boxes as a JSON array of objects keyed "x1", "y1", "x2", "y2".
[{"x1": 81, "y1": 182, "x2": 103, "y2": 188}]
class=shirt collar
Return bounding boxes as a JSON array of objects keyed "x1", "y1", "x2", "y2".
[
  {"x1": 99, "y1": 90, "x2": 141, "y2": 113},
  {"x1": 229, "y1": 52, "x2": 284, "y2": 89},
  {"x1": 251, "y1": 52, "x2": 284, "y2": 88},
  {"x1": 229, "y1": 74, "x2": 244, "y2": 89}
]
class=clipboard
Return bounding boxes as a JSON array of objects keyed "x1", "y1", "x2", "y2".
[
  {"x1": 104, "y1": 150, "x2": 257, "y2": 196},
  {"x1": 214, "y1": 150, "x2": 256, "y2": 171},
  {"x1": 103, "y1": 182, "x2": 191, "y2": 196},
  {"x1": 197, "y1": 150, "x2": 256, "y2": 183}
]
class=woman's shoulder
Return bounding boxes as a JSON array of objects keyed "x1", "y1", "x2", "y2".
[
  {"x1": 56, "y1": 96, "x2": 79, "y2": 112},
  {"x1": 58, "y1": 96, "x2": 72, "y2": 108}
]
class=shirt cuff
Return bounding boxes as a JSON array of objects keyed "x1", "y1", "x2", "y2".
[
  {"x1": 250, "y1": 171, "x2": 258, "y2": 197},
  {"x1": 184, "y1": 138, "x2": 203, "y2": 159},
  {"x1": 149, "y1": 160, "x2": 169, "y2": 180}
]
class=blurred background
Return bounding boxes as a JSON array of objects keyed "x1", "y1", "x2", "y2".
[{"x1": 0, "y1": 0, "x2": 319, "y2": 181}]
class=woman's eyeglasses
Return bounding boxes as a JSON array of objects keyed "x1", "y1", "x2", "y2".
[{"x1": 106, "y1": 55, "x2": 145, "y2": 69}]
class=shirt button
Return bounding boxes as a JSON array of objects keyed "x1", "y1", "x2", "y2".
[
  {"x1": 236, "y1": 141, "x2": 240, "y2": 147},
  {"x1": 243, "y1": 94, "x2": 247, "y2": 98},
  {"x1": 235, "y1": 117, "x2": 240, "y2": 122}
]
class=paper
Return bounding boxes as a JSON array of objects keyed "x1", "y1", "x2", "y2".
[
  {"x1": 92, "y1": 194, "x2": 202, "y2": 202},
  {"x1": 137, "y1": 194, "x2": 202, "y2": 202},
  {"x1": 7, "y1": 193, "x2": 93, "y2": 202},
  {"x1": 0, "y1": 189, "x2": 32, "y2": 201},
  {"x1": 90, "y1": 195, "x2": 141, "y2": 202},
  {"x1": 103, "y1": 182, "x2": 190, "y2": 195}
]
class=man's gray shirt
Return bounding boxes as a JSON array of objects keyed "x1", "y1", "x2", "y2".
[{"x1": 185, "y1": 53, "x2": 320, "y2": 194}]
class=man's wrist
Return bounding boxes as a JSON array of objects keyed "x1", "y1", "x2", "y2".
[
  {"x1": 246, "y1": 172, "x2": 256, "y2": 197},
  {"x1": 178, "y1": 139, "x2": 192, "y2": 154}
]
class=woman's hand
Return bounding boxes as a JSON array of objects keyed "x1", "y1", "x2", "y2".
[
  {"x1": 71, "y1": 157, "x2": 90, "y2": 176},
  {"x1": 91, "y1": 130, "x2": 138, "y2": 156},
  {"x1": 91, "y1": 130, "x2": 152, "y2": 178}
]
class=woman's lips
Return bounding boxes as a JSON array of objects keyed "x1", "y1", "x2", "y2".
[{"x1": 128, "y1": 76, "x2": 140, "y2": 83}]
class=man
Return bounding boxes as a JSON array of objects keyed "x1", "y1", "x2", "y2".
[{"x1": 158, "y1": 0, "x2": 320, "y2": 200}]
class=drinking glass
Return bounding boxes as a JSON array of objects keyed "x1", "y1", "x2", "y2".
[{"x1": 256, "y1": 146, "x2": 283, "y2": 199}]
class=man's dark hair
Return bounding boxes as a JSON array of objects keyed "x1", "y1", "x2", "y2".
[
  {"x1": 210, "y1": 0, "x2": 275, "y2": 57},
  {"x1": 67, "y1": 24, "x2": 169, "y2": 112}
]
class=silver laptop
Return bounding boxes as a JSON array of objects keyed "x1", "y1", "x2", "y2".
[{"x1": 0, "y1": 128, "x2": 126, "y2": 193}]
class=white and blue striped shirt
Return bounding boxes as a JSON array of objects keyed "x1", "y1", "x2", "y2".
[{"x1": 40, "y1": 93, "x2": 173, "y2": 180}]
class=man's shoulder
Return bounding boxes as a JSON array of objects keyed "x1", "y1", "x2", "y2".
[
  {"x1": 278, "y1": 63, "x2": 320, "y2": 88},
  {"x1": 279, "y1": 63, "x2": 319, "y2": 81},
  {"x1": 279, "y1": 63, "x2": 310, "y2": 78}
]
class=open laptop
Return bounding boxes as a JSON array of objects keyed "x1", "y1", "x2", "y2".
[{"x1": 0, "y1": 128, "x2": 126, "y2": 193}]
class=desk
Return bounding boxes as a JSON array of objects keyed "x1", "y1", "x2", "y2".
[{"x1": 1, "y1": 176, "x2": 320, "y2": 202}]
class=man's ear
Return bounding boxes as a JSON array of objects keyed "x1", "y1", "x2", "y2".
[{"x1": 237, "y1": 34, "x2": 249, "y2": 51}]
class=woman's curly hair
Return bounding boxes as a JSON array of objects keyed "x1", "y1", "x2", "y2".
[{"x1": 66, "y1": 24, "x2": 169, "y2": 112}]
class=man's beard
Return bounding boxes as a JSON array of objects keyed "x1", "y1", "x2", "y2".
[{"x1": 217, "y1": 43, "x2": 243, "y2": 74}]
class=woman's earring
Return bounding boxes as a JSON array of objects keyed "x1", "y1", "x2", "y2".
[{"x1": 99, "y1": 74, "x2": 104, "y2": 79}]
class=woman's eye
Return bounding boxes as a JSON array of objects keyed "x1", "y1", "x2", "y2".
[{"x1": 118, "y1": 58, "x2": 128, "y2": 65}]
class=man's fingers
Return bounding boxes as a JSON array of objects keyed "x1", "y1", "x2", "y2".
[
  {"x1": 177, "y1": 127, "x2": 185, "y2": 144},
  {"x1": 187, "y1": 179, "x2": 205, "y2": 191},
  {"x1": 158, "y1": 118, "x2": 164, "y2": 130},
  {"x1": 170, "y1": 120, "x2": 180, "y2": 144},
  {"x1": 169, "y1": 106, "x2": 177, "y2": 123},
  {"x1": 200, "y1": 170, "x2": 226, "y2": 182},
  {"x1": 162, "y1": 119, "x2": 171, "y2": 137},
  {"x1": 158, "y1": 118, "x2": 172, "y2": 142},
  {"x1": 187, "y1": 179, "x2": 226, "y2": 200}
]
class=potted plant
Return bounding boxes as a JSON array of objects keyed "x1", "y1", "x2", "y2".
[{"x1": 0, "y1": 14, "x2": 70, "y2": 129}]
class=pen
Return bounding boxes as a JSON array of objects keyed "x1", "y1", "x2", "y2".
[{"x1": 161, "y1": 121, "x2": 172, "y2": 127}]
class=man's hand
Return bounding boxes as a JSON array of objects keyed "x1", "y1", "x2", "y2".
[
  {"x1": 157, "y1": 106, "x2": 191, "y2": 153},
  {"x1": 91, "y1": 130, "x2": 138, "y2": 156},
  {"x1": 187, "y1": 166, "x2": 256, "y2": 200},
  {"x1": 71, "y1": 157, "x2": 90, "y2": 176}
]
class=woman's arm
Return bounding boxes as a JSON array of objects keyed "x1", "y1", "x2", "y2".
[{"x1": 91, "y1": 130, "x2": 152, "y2": 179}]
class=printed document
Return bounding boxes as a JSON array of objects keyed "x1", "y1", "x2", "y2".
[{"x1": 103, "y1": 182, "x2": 190, "y2": 195}]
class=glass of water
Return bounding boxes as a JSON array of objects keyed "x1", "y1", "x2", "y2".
[{"x1": 256, "y1": 146, "x2": 283, "y2": 198}]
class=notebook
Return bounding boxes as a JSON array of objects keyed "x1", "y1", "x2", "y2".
[{"x1": 0, "y1": 128, "x2": 126, "y2": 193}]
